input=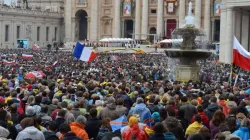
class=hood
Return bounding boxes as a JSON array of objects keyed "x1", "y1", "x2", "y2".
[
  {"x1": 227, "y1": 101, "x2": 236, "y2": 108},
  {"x1": 134, "y1": 103, "x2": 146, "y2": 112},
  {"x1": 22, "y1": 126, "x2": 40, "y2": 134},
  {"x1": 207, "y1": 104, "x2": 219, "y2": 112},
  {"x1": 0, "y1": 126, "x2": 9, "y2": 138},
  {"x1": 239, "y1": 127, "x2": 249, "y2": 132},
  {"x1": 106, "y1": 103, "x2": 116, "y2": 110},
  {"x1": 218, "y1": 100, "x2": 226, "y2": 106},
  {"x1": 130, "y1": 124, "x2": 140, "y2": 134},
  {"x1": 164, "y1": 132, "x2": 176, "y2": 140}
]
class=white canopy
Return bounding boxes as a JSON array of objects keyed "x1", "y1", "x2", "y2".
[
  {"x1": 160, "y1": 39, "x2": 183, "y2": 43},
  {"x1": 99, "y1": 38, "x2": 133, "y2": 43}
]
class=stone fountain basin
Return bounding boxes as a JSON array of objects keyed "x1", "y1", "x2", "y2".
[{"x1": 165, "y1": 49, "x2": 212, "y2": 59}]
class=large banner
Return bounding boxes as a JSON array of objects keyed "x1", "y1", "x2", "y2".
[
  {"x1": 123, "y1": 0, "x2": 131, "y2": 16},
  {"x1": 214, "y1": 0, "x2": 222, "y2": 16},
  {"x1": 166, "y1": 0, "x2": 176, "y2": 14},
  {"x1": 17, "y1": 39, "x2": 28, "y2": 49}
]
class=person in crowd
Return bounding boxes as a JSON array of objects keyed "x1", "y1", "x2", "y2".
[
  {"x1": 122, "y1": 116, "x2": 147, "y2": 140},
  {"x1": 205, "y1": 96, "x2": 222, "y2": 120},
  {"x1": 59, "y1": 123, "x2": 81, "y2": 140},
  {"x1": 149, "y1": 122, "x2": 176, "y2": 140},
  {"x1": 191, "y1": 105, "x2": 209, "y2": 128},
  {"x1": 85, "y1": 108, "x2": 102, "y2": 140},
  {"x1": 99, "y1": 97, "x2": 120, "y2": 120},
  {"x1": 43, "y1": 121, "x2": 59, "y2": 140},
  {"x1": 226, "y1": 94, "x2": 237, "y2": 110},
  {"x1": 55, "y1": 109, "x2": 66, "y2": 128},
  {"x1": 185, "y1": 114, "x2": 204, "y2": 137},
  {"x1": 232, "y1": 118, "x2": 250, "y2": 140},
  {"x1": 116, "y1": 98, "x2": 128, "y2": 116},
  {"x1": 179, "y1": 96, "x2": 197, "y2": 123},
  {"x1": 16, "y1": 117, "x2": 45, "y2": 140},
  {"x1": 69, "y1": 115, "x2": 89, "y2": 140},
  {"x1": 210, "y1": 110, "x2": 226, "y2": 140},
  {"x1": 217, "y1": 123, "x2": 241, "y2": 140},
  {"x1": 0, "y1": 109, "x2": 18, "y2": 139}
]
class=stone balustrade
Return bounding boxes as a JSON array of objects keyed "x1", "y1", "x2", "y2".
[{"x1": 0, "y1": 6, "x2": 63, "y2": 17}]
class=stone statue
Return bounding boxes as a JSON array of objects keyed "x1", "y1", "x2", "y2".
[
  {"x1": 23, "y1": 0, "x2": 28, "y2": 9},
  {"x1": 26, "y1": 25, "x2": 32, "y2": 41},
  {"x1": 185, "y1": 2, "x2": 194, "y2": 25}
]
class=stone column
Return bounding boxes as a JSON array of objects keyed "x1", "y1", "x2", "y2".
[
  {"x1": 241, "y1": 11, "x2": 249, "y2": 50},
  {"x1": 157, "y1": 0, "x2": 164, "y2": 39},
  {"x1": 219, "y1": 3, "x2": 227, "y2": 63},
  {"x1": 90, "y1": 0, "x2": 99, "y2": 41},
  {"x1": 72, "y1": 18, "x2": 76, "y2": 41},
  {"x1": 113, "y1": 0, "x2": 121, "y2": 38},
  {"x1": 135, "y1": 0, "x2": 141, "y2": 40},
  {"x1": 179, "y1": 0, "x2": 185, "y2": 27},
  {"x1": 64, "y1": 0, "x2": 72, "y2": 42},
  {"x1": 195, "y1": 0, "x2": 201, "y2": 28},
  {"x1": 225, "y1": 8, "x2": 234, "y2": 64},
  {"x1": 234, "y1": 10, "x2": 242, "y2": 41},
  {"x1": 141, "y1": 0, "x2": 148, "y2": 40},
  {"x1": 204, "y1": 0, "x2": 211, "y2": 40}
]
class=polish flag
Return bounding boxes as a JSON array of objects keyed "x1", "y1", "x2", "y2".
[
  {"x1": 22, "y1": 54, "x2": 33, "y2": 59},
  {"x1": 233, "y1": 36, "x2": 250, "y2": 70},
  {"x1": 2, "y1": 60, "x2": 16, "y2": 65},
  {"x1": 132, "y1": 54, "x2": 136, "y2": 61},
  {"x1": 52, "y1": 61, "x2": 58, "y2": 67}
]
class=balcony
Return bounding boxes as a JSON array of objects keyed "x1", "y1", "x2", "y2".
[{"x1": 76, "y1": 0, "x2": 88, "y2": 8}]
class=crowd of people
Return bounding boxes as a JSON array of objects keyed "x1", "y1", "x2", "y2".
[{"x1": 0, "y1": 49, "x2": 249, "y2": 140}]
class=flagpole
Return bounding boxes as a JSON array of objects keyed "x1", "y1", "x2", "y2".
[
  {"x1": 229, "y1": 64, "x2": 233, "y2": 87},
  {"x1": 234, "y1": 68, "x2": 241, "y2": 87}
]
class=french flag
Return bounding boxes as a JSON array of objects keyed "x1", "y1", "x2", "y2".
[
  {"x1": 233, "y1": 36, "x2": 250, "y2": 70},
  {"x1": 22, "y1": 54, "x2": 33, "y2": 59},
  {"x1": 73, "y1": 42, "x2": 97, "y2": 63},
  {"x1": 2, "y1": 60, "x2": 16, "y2": 65}
]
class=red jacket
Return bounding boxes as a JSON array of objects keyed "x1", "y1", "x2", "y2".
[
  {"x1": 191, "y1": 112, "x2": 209, "y2": 128},
  {"x1": 218, "y1": 100, "x2": 229, "y2": 117},
  {"x1": 122, "y1": 124, "x2": 147, "y2": 140}
]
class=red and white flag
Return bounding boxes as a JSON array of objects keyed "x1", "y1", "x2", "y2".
[
  {"x1": 22, "y1": 54, "x2": 33, "y2": 59},
  {"x1": 110, "y1": 55, "x2": 121, "y2": 61},
  {"x1": 233, "y1": 36, "x2": 250, "y2": 70},
  {"x1": 132, "y1": 54, "x2": 136, "y2": 61},
  {"x1": 52, "y1": 61, "x2": 58, "y2": 67},
  {"x1": 32, "y1": 44, "x2": 40, "y2": 51},
  {"x1": 2, "y1": 60, "x2": 16, "y2": 65}
]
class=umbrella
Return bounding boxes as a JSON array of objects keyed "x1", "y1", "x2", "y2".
[{"x1": 25, "y1": 71, "x2": 45, "y2": 79}]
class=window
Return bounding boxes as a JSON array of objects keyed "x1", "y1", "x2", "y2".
[
  {"x1": 54, "y1": 27, "x2": 57, "y2": 41},
  {"x1": 151, "y1": 9, "x2": 157, "y2": 14},
  {"x1": 37, "y1": 27, "x2": 40, "y2": 41},
  {"x1": 46, "y1": 27, "x2": 49, "y2": 41},
  {"x1": 5, "y1": 25, "x2": 9, "y2": 42},
  {"x1": 17, "y1": 26, "x2": 20, "y2": 39}
]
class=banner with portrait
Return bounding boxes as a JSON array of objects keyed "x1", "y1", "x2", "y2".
[
  {"x1": 166, "y1": 0, "x2": 176, "y2": 14},
  {"x1": 214, "y1": 0, "x2": 222, "y2": 16},
  {"x1": 123, "y1": 2, "x2": 132, "y2": 17}
]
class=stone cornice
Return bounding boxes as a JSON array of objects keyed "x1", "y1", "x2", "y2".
[{"x1": 0, "y1": 8, "x2": 63, "y2": 18}]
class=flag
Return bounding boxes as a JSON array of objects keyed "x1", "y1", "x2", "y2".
[
  {"x1": 110, "y1": 115, "x2": 128, "y2": 132},
  {"x1": 52, "y1": 61, "x2": 58, "y2": 67},
  {"x1": 233, "y1": 36, "x2": 250, "y2": 70},
  {"x1": 32, "y1": 44, "x2": 40, "y2": 51},
  {"x1": 73, "y1": 42, "x2": 97, "y2": 63},
  {"x1": 229, "y1": 64, "x2": 240, "y2": 87},
  {"x1": 143, "y1": 111, "x2": 153, "y2": 127},
  {"x1": 22, "y1": 54, "x2": 33, "y2": 59},
  {"x1": 110, "y1": 55, "x2": 121, "y2": 61},
  {"x1": 132, "y1": 54, "x2": 136, "y2": 61},
  {"x1": 2, "y1": 60, "x2": 16, "y2": 65}
]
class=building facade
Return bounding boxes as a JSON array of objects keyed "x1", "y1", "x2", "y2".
[
  {"x1": 220, "y1": 0, "x2": 250, "y2": 64},
  {"x1": 0, "y1": 0, "x2": 64, "y2": 49},
  {"x1": 68, "y1": 0, "x2": 222, "y2": 42},
  {"x1": 0, "y1": 0, "x2": 223, "y2": 48}
]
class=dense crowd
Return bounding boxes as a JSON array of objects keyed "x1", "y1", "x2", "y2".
[{"x1": 0, "y1": 49, "x2": 250, "y2": 140}]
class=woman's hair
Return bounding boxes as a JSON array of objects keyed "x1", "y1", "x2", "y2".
[
  {"x1": 241, "y1": 118, "x2": 250, "y2": 127},
  {"x1": 226, "y1": 116, "x2": 237, "y2": 133},
  {"x1": 153, "y1": 122, "x2": 166, "y2": 134},
  {"x1": 212, "y1": 110, "x2": 226, "y2": 126},
  {"x1": 27, "y1": 95, "x2": 35, "y2": 105},
  {"x1": 101, "y1": 118, "x2": 111, "y2": 131},
  {"x1": 21, "y1": 117, "x2": 34, "y2": 129},
  {"x1": 194, "y1": 114, "x2": 202, "y2": 123}
]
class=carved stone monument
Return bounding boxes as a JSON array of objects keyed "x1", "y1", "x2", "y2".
[{"x1": 165, "y1": 2, "x2": 212, "y2": 82}]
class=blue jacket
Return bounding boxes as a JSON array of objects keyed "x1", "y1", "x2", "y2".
[
  {"x1": 129, "y1": 103, "x2": 151, "y2": 123},
  {"x1": 233, "y1": 127, "x2": 250, "y2": 140}
]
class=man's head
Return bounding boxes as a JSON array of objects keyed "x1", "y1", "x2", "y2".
[
  {"x1": 89, "y1": 108, "x2": 97, "y2": 118},
  {"x1": 210, "y1": 96, "x2": 217, "y2": 103},
  {"x1": 136, "y1": 97, "x2": 144, "y2": 104},
  {"x1": 59, "y1": 123, "x2": 71, "y2": 135},
  {"x1": 76, "y1": 115, "x2": 87, "y2": 127}
]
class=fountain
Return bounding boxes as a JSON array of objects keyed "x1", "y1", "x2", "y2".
[{"x1": 165, "y1": 2, "x2": 212, "y2": 82}]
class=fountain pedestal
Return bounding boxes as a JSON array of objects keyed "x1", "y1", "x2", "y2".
[{"x1": 175, "y1": 65, "x2": 200, "y2": 82}]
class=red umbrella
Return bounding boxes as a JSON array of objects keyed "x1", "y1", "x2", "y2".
[{"x1": 25, "y1": 71, "x2": 45, "y2": 79}]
